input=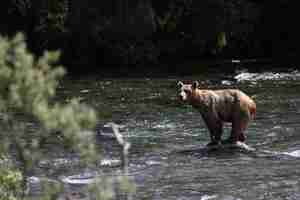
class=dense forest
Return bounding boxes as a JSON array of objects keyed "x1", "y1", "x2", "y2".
[{"x1": 1, "y1": 0, "x2": 299, "y2": 74}]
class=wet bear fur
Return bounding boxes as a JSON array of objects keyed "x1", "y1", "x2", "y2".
[{"x1": 178, "y1": 81, "x2": 256, "y2": 146}]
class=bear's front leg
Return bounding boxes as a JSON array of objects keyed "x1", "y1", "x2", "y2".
[
  {"x1": 223, "y1": 101, "x2": 251, "y2": 144},
  {"x1": 203, "y1": 117, "x2": 223, "y2": 146}
]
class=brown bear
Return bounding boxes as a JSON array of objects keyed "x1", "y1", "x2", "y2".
[{"x1": 178, "y1": 81, "x2": 256, "y2": 146}]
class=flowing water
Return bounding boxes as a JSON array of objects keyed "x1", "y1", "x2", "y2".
[{"x1": 26, "y1": 70, "x2": 300, "y2": 200}]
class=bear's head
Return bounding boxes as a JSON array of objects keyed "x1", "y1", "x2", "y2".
[{"x1": 177, "y1": 81, "x2": 199, "y2": 101}]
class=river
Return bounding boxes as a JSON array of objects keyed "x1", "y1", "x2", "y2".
[{"x1": 26, "y1": 70, "x2": 300, "y2": 200}]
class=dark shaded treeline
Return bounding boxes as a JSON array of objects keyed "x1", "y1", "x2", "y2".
[{"x1": 1, "y1": 0, "x2": 299, "y2": 74}]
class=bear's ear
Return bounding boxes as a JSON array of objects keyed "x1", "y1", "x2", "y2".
[
  {"x1": 192, "y1": 81, "x2": 199, "y2": 89},
  {"x1": 177, "y1": 81, "x2": 184, "y2": 88}
]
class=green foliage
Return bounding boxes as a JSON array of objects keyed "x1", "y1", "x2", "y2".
[
  {"x1": 0, "y1": 33, "x2": 98, "y2": 199},
  {"x1": 35, "y1": 0, "x2": 69, "y2": 41},
  {"x1": 0, "y1": 32, "x2": 97, "y2": 135},
  {"x1": 216, "y1": 31, "x2": 227, "y2": 51},
  {"x1": 0, "y1": 165, "x2": 23, "y2": 200},
  {"x1": 156, "y1": 2, "x2": 183, "y2": 34},
  {"x1": 1, "y1": 0, "x2": 266, "y2": 69},
  {"x1": 0, "y1": 32, "x2": 135, "y2": 200},
  {"x1": 3, "y1": 0, "x2": 299, "y2": 68},
  {"x1": 0, "y1": 33, "x2": 64, "y2": 113}
]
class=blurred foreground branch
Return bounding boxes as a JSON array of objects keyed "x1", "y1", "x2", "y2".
[{"x1": 105, "y1": 122, "x2": 131, "y2": 174}]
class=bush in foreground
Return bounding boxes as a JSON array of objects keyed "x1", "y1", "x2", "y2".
[{"x1": 0, "y1": 33, "x2": 127, "y2": 199}]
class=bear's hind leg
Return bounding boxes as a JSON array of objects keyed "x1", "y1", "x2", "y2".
[
  {"x1": 224, "y1": 100, "x2": 251, "y2": 144},
  {"x1": 225, "y1": 120, "x2": 249, "y2": 144},
  {"x1": 238, "y1": 120, "x2": 249, "y2": 142}
]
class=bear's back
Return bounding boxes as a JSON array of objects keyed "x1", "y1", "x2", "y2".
[{"x1": 210, "y1": 89, "x2": 255, "y2": 122}]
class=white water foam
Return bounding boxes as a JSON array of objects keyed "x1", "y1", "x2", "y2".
[
  {"x1": 282, "y1": 150, "x2": 300, "y2": 158},
  {"x1": 261, "y1": 149, "x2": 300, "y2": 158},
  {"x1": 200, "y1": 194, "x2": 218, "y2": 200},
  {"x1": 235, "y1": 71, "x2": 300, "y2": 82},
  {"x1": 100, "y1": 158, "x2": 121, "y2": 167}
]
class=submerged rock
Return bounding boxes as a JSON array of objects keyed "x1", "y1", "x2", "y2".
[
  {"x1": 206, "y1": 141, "x2": 256, "y2": 152},
  {"x1": 61, "y1": 172, "x2": 98, "y2": 185}
]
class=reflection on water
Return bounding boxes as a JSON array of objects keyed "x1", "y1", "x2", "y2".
[{"x1": 25, "y1": 70, "x2": 300, "y2": 199}]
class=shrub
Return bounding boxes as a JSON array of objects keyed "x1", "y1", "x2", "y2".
[{"x1": 0, "y1": 33, "x2": 97, "y2": 199}]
